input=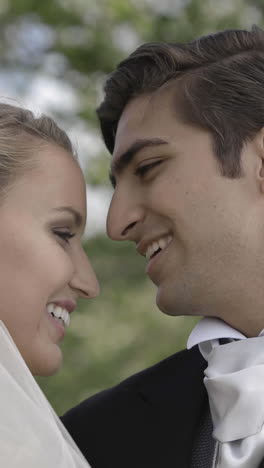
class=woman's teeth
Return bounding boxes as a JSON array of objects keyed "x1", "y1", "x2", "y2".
[{"x1": 47, "y1": 303, "x2": 70, "y2": 327}]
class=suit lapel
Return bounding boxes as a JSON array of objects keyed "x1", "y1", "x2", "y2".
[{"x1": 134, "y1": 347, "x2": 208, "y2": 467}]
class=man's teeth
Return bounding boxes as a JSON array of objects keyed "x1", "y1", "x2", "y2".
[
  {"x1": 145, "y1": 235, "x2": 172, "y2": 260},
  {"x1": 47, "y1": 303, "x2": 70, "y2": 327}
]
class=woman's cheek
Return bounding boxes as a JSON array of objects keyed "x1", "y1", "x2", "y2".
[{"x1": 41, "y1": 246, "x2": 75, "y2": 289}]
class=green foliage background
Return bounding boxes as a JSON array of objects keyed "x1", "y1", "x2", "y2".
[{"x1": 0, "y1": 0, "x2": 263, "y2": 414}]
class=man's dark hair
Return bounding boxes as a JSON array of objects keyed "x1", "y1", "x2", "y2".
[{"x1": 97, "y1": 26, "x2": 264, "y2": 177}]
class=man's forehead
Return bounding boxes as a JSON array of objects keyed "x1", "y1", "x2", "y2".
[
  {"x1": 114, "y1": 88, "x2": 175, "y2": 160},
  {"x1": 115, "y1": 94, "x2": 152, "y2": 138}
]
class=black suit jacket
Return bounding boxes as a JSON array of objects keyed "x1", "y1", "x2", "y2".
[{"x1": 62, "y1": 347, "x2": 207, "y2": 468}]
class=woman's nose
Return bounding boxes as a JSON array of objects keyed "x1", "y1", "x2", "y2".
[{"x1": 70, "y1": 249, "x2": 100, "y2": 299}]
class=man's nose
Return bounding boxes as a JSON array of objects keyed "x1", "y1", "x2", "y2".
[
  {"x1": 106, "y1": 188, "x2": 144, "y2": 240},
  {"x1": 70, "y1": 248, "x2": 100, "y2": 299}
]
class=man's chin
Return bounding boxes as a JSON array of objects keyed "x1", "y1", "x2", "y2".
[
  {"x1": 156, "y1": 288, "x2": 179, "y2": 316},
  {"x1": 156, "y1": 286, "x2": 197, "y2": 317}
]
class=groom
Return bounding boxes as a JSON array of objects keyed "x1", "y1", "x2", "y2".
[{"x1": 62, "y1": 27, "x2": 264, "y2": 467}]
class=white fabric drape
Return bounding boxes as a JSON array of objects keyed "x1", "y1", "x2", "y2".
[{"x1": 0, "y1": 321, "x2": 91, "y2": 468}]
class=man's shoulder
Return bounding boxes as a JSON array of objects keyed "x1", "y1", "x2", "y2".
[
  {"x1": 115, "y1": 345, "x2": 204, "y2": 389},
  {"x1": 62, "y1": 346, "x2": 205, "y2": 418},
  {"x1": 61, "y1": 347, "x2": 207, "y2": 467}
]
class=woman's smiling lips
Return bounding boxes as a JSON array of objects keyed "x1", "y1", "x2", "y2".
[
  {"x1": 47, "y1": 312, "x2": 66, "y2": 341},
  {"x1": 46, "y1": 299, "x2": 77, "y2": 341}
]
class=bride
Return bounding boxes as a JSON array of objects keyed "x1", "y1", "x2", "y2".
[{"x1": 0, "y1": 102, "x2": 99, "y2": 467}]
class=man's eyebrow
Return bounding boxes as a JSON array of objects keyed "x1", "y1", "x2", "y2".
[
  {"x1": 52, "y1": 206, "x2": 83, "y2": 228},
  {"x1": 109, "y1": 138, "x2": 168, "y2": 187}
]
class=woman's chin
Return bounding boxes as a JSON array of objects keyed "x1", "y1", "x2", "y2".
[{"x1": 29, "y1": 346, "x2": 63, "y2": 377}]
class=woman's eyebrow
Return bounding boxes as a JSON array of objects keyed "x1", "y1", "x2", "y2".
[{"x1": 52, "y1": 206, "x2": 83, "y2": 228}]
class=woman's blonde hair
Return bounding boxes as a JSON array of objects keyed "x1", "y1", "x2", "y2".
[{"x1": 0, "y1": 102, "x2": 75, "y2": 196}]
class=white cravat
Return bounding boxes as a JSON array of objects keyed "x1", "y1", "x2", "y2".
[
  {"x1": 188, "y1": 318, "x2": 264, "y2": 468},
  {"x1": 202, "y1": 336, "x2": 264, "y2": 467}
]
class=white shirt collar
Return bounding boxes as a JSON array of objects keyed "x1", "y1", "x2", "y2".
[
  {"x1": 187, "y1": 317, "x2": 246, "y2": 350},
  {"x1": 187, "y1": 317, "x2": 252, "y2": 361}
]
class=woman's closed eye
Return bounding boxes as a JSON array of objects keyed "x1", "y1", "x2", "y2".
[
  {"x1": 53, "y1": 230, "x2": 75, "y2": 244},
  {"x1": 135, "y1": 160, "x2": 163, "y2": 177}
]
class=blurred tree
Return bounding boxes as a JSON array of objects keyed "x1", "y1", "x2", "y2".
[
  {"x1": 0, "y1": 0, "x2": 263, "y2": 413},
  {"x1": 0, "y1": 0, "x2": 261, "y2": 130},
  {"x1": 0, "y1": 0, "x2": 262, "y2": 183}
]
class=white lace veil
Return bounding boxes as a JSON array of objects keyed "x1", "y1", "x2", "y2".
[{"x1": 0, "y1": 321, "x2": 91, "y2": 468}]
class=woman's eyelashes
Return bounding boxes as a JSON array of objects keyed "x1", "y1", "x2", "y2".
[
  {"x1": 134, "y1": 160, "x2": 163, "y2": 177},
  {"x1": 53, "y1": 229, "x2": 75, "y2": 244}
]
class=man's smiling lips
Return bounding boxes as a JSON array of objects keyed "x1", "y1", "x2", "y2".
[{"x1": 137, "y1": 234, "x2": 173, "y2": 276}]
